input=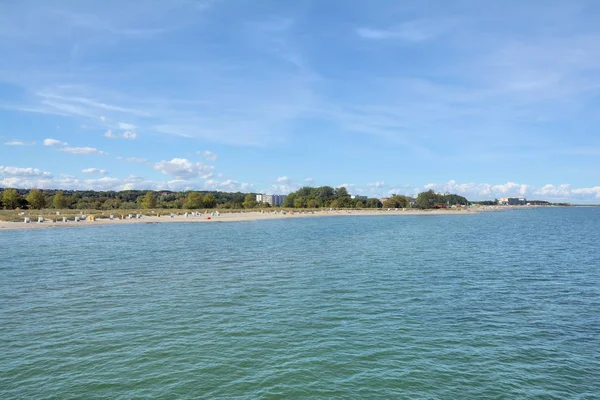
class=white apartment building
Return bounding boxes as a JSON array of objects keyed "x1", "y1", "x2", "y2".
[
  {"x1": 499, "y1": 197, "x2": 527, "y2": 205},
  {"x1": 256, "y1": 194, "x2": 287, "y2": 206}
]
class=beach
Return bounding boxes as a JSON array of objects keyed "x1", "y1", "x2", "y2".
[{"x1": 0, "y1": 208, "x2": 476, "y2": 231}]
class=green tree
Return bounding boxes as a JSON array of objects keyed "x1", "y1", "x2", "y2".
[
  {"x1": 184, "y1": 192, "x2": 203, "y2": 209},
  {"x1": 307, "y1": 199, "x2": 319, "y2": 208},
  {"x1": 315, "y1": 186, "x2": 335, "y2": 206},
  {"x1": 242, "y1": 194, "x2": 257, "y2": 209},
  {"x1": 383, "y1": 195, "x2": 410, "y2": 209},
  {"x1": 366, "y1": 198, "x2": 382, "y2": 208},
  {"x1": 203, "y1": 193, "x2": 216, "y2": 208},
  {"x1": 102, "y1": 198, "x2": 122, "y2": 209},
  {"x1": 283, "y1": 193, "x2": 296, "y2": 208},
  {"x1": 1, "y1": 188, "x2": 20, "y2": 209},
  {"x1": 444, "y1": 194, "x2": 469, "y2": 206},
  {"x1": 53, "y1": 191, "x2": 68, "y2": 209},
  {"x1": 335, "y1": 187, "x2": 352, "y2": 208},
  {"x1": 141, "y1": 191, "x2": 157, "y2": 209},
  {"x1": 414, "y1": 190, "x2": 437, "y2": 209},
  {"x1": 26, "y1": 189, "x2": 46, "y2": 210},
  {"x1": 296, "y1": 187, "x2": 313, "y2": 198},
  {"x1": 293, "y1": 197, "x2": 306, "y2": 208},
  {"x1": 335, "y1": 186, "x2": 349, "y2": 198}
]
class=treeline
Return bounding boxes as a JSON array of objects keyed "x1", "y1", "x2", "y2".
[
  {"x1": 0, "y1": 187, "x2": 471, "y2": 210},
  {"x1": 0, "y1": 188, "x2": 251, "y2": 210},
  {"x1": 279, "y1": 187, "x2": 469, "y2": 209},
  {"x1": 283, "y1": 186, "x2": 383, "y2": 208},
  {"x1": 414, "y1": 190, "x2": 469, "y2": 208}
]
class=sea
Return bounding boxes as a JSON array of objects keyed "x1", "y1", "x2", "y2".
[{"x1": 1, "y1": 207, "x2": 599, "y2": 399}]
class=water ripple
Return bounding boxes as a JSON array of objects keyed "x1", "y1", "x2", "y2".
[{"x1": 1, "y1": 208, "x2": 599, "y2": 398}]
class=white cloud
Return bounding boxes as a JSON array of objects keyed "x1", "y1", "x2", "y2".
[
  {"x1": 81, "y1": 168, "x2": 108, "y2": 175},
  {"x1": 99, "y1": 116, "x2": 106, "y2": 122},
  {"x1": 4, "y1": 140, "x2": 35, "y2": 146},
  {"x1": 200, "y1": 150, "x2": 218, "y2": 161},
  {"x1": 105, "y1": 129, "x2": 137, "y2": 139},
  {"x1": 571, "y1": 186, "x2": 600, "y2": 198},
  {"x1": 265, "y1": 176, "x2": 301, "y2": 194},
  {"x1": 204, "y1": 179, "x2": 254, "y2": 192},
  {"x1": 122, "y1": 131, "x2": 137, "y2": 140},
  {"x1": 0, "y1": 173, "x2": 204, "y2": 192},
  {"x1": 367, "y1": 181, "x2": 385, "y2": 188},
  {"x1": 305, "y1": 177, "x2": 314, "y2": 183},
  {"x1": 104, "y1": 129, "x2": 119, "y2": 139},
  {"x1": 534, "y1": 184, "x2": 572, "y2": 198},
  {"x1": 387, "y1": 188, "x2": 406, "y2": 196},
  {"x1": 492, "y1": 182, "x2": 530, "y2": 196},
  {"x1": 59, "y1": 146, "x2": 108, "y2": 155},
  {"x1": 117, "y1": 156, "x2": 149, "y2": 163},
  {"x1": 421, "y1": 180, "x2": 508, "y2": 198},
  {"x1": 43, "y1": 138, "x2": 68, "y2": 146},
  {"x1": 0, "y1": 165, "x2": 52, "y2": 178},
  {"x1": 118, "y1": 122, "x2": 136, "y2": 130},
  {"x1": 154, "y1": 158, "x2": 214, "y2": 179},
  {"x1": 531, "y1": 184, "x2": 600, "y2": 200}
]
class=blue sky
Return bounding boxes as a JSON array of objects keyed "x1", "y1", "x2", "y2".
[{"x1": 1, "y1": 0, "x2": 599, "y2": 202}]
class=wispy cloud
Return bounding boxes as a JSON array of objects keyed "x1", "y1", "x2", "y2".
[
  {"x1": 204, "y1": 178, "x2": 254, "y2": 192},
  {"x1": 117, "y1": 156, "x2": 149, "y2": 163},
  {"x1": 104, "y1": 129, "x2": 137, "y2": 139},
  {"x1": 59, "y1": 146, "x2": 108, "y2": 155},
  {"x1": 82, "y1": 168, "x2": 108, "y2": 175},
  {"x1": 43, "y1": 138, "x2": 68, "y2": 146},
  {"x1": 199, "y1": 150, "x2": 218, "y2": 161},
  {"x1": 367, "y1": 181, "x2": 385, "y2": 188},
  {"x1": 104, "y1": 130, "x2": 119, "y2": 139},
  {"x1": 36, "y1": 92, "x2": 151, "y2": 117},
  {"x1": 4, "y1": 140, "x2": 36, "y2": 146},
  {"x1": 356, "y1": 20, "x2": 445, "y2": 42},
  {"x1": 122, "y1": 131, "x2": 137, "y2": 140},
  {"x1": 118, "y1": 122, "x2": 136, "y2": 130}
]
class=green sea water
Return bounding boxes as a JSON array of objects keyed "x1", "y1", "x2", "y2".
[{"x1": 1, "y1": 208, "x2": 599, "y2": 399}]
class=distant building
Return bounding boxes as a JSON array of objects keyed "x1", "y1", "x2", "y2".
[
  {"x1": 381, "y1": 197, "x2": 390, "y2": 203},
  {"x1": 256, "y1": 194, "x2": 287, "y2": 206},
  {"x1": 499, "y1": 197, "x2": 527, "y2": 206},
  {"x1": 351, "y1": 195, "x2": 367, "y2": 200}
]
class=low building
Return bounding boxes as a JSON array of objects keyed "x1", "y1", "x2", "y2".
[
  {"x1": 256, "y1": 194, "x2": 287, "y2": 206},
  {"x1": 351, "y1": 195, "x2": 367, "y2": 200},
  {"x1": 499, "y1": 197, "x2": 527, "y2": 206}
]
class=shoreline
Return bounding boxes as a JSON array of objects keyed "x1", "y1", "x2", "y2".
[{"x1": 0, "y1": 209, "x2": 478, "y2": 231}]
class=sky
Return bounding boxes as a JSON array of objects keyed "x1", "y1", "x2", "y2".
[{"x1": 1, "y1": 0, "x2": 599, "y2": 203}]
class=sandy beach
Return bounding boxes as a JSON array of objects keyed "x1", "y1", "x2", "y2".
[{"x1": 0, "y1": 208, "x2": 478, "y2": 231}]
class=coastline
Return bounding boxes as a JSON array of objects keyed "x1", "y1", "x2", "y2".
[{"x1": 0, "y1": 208, "x2": 478, "y2": 231}]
